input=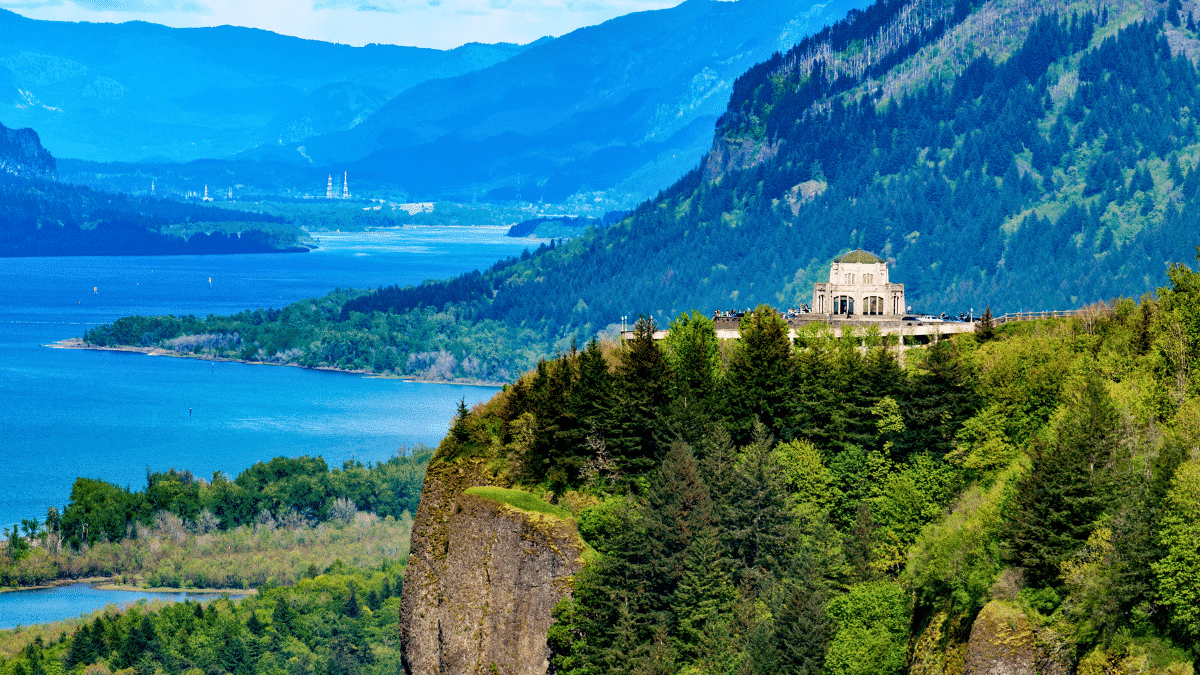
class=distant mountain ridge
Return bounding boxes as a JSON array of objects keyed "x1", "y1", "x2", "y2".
[
  {"x1": 0, "y1": 121, "x2": 307, "y2": 256},
  {"x1": 284, "y1": 0, "x2": 870, "y2": 203},
  {"x1": 0, "y1": 121, "x2": 53, "y2": 180},
  {"x1": 0, "y1": 9, "x2": 533, "y2": 162}
]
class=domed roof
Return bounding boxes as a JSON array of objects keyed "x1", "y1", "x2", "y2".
[{"x1": 833, "y1": 249, "x2": 885, "y2": 264}]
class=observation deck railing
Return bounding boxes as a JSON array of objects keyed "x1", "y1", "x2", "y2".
[{"x1": 993, "y1": 309, "x2": 1081, "y2": 325}]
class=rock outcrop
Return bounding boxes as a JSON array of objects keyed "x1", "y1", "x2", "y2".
[
  {"x1": 962, "y1": 602, "x2": 1037, "y2": 675},
  {"x1": 0, "y1": 123, "x2": 56, "y2": 181},
  {"x1": 702, "y1": 136, "x2": 780, "y2": 182},
  {"x1": 399, "y1": 457, "x2": 586, "y2": 675},
  {"x1": 962, "y1": 602, "x2": 1074, "y2": 675}
]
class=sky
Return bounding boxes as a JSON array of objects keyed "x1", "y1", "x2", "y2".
[{"x1": 0, "y1": 0, "x2": 685, "y2": 49}]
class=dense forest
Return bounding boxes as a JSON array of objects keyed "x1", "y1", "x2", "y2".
[
  {"x1": 0, "y1": 448, "x2": 432, "y2": 588},
  {"x1": 430, "y1": 251, "x2": 1200, "y2": 673},
  {"x1": 83, "y1": 0, "x2": 1200, "y2": 381}
]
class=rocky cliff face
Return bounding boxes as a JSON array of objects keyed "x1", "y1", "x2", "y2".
[
  {"x1": 0, "y1": 123, "x2": 55, "y2": 181},
  {"x1": 399, "y1": 457, "x2": 586, "y2": 675},
  {"x1": 701, "y1": 136, "x2": 780, "y2": 182}
]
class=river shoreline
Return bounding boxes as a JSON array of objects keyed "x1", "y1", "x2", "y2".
[
  {"x1": 0, "y1": 576, "x2": 253, "y2": 596},
  {"x1": 47, "y1": 338, "x2": 506, "y2": 387}
]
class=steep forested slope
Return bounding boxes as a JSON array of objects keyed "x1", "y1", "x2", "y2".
[
  {"x1": 409, "y1": 257, "x2": 1200, "y2": 672},
  {"x1": 85, "y1": 0, "x2": 1200, "y2": 381},
  {"x1": 299, "y1": 0, "x2": 868, "y2": 202}
]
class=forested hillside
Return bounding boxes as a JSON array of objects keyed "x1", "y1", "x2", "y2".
[
  {"x1": 423, "y1": 254, "x2": 1200, "y2": 672},
  {"x1": 85, "y1": 0, "x2": 1200, "y2": 381},
  {"x1": 300, "y1": 0, "x2": 866, "y2": 203}
]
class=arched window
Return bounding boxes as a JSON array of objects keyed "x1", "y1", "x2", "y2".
[
  {"x1": 864, "y1": 296, "x2": 884, "y2": 315},
  {"x1": 863, "y1": 273, "x2": 874, "y2": 284},
  {"x1": 844, "y1": 273, "x2": 854, "y2": 284},
  {"x1": 833, "y1": 296, "x2": 854, "y2": 315}
]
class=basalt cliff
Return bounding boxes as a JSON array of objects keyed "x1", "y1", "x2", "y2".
[{"x1": 399, "y1": 452, "x2": 587, "y2": 675}]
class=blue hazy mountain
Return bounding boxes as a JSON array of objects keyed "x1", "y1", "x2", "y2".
[
  {"x1": 279, "y1": 0, "x2": 869, "y2": 202},
  {"x1": 0, "y1": 119, "x2": 54, "y2": 180},
  {"x1": 0, "y1": 121, "x2": 306, "y2": 256},
  {"x1": 0, "y1": 9, "x2": 533, "y2": 163}
]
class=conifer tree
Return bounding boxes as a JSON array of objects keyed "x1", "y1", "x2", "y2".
[
  {"x1": 560, "y1": 441, "x2": 713, "y2": 675},
  {"x1": 1003, "y1": 371, "x2": 1119, "y2": 586},
  {"x1": 698, "y1": 424, "x2": 738, "y2": 502},
  {"x1": 721, "y1": 425, "x2": 799, "y2": 588},
  {"x1": 612, "y1": 316, "x2": 671, "y2": 474},
  {"x1": 563, "y1": 339, "x2": 617, "y2": 478},
  {"x1": 641, "y1": 439, "x2": 714, "y2": 597},
  {"x1": 661, "y1": 310, "x2": 721, "y2": 406},
  {"x1": 723, "y1": 305, "x2": 794, "y2": 444},
  {"x1": 900, "y1": 339, "x2": 978, "y2": 457},
  {"x1": 975, "y1": 306, "x2": 995, "y2": 342},
  {"x1": 773, "y1": 559, "x2": 831, "y2": 675},
  {"x1": 671, "y1": 528, "x2": 737, "y2": 663}
]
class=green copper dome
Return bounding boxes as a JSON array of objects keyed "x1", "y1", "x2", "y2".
[{"x1": 833, "y1": 249, "x2": 885, "y2": 264}]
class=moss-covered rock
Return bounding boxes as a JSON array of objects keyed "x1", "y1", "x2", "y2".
[{"x1": 962, "y1": 601, "x2": 1036, "y2": 675}]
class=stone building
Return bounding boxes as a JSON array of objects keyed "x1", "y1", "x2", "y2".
[{"x1": 812, "y1": 249, "x2": 906, "y2": 317}]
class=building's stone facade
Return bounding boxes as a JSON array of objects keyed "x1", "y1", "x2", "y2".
[{"x1": 811, "y1": 249, "x2": 906, "y2": 317}]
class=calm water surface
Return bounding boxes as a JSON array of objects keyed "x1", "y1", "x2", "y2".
[
  {"x1": 0, "y1": 227, "x2": 540, "y2": 528},
  {"x1": 0, "y1": 583, "x2": 248, "y2": 629}
]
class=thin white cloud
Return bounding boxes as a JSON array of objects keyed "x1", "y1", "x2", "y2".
[
  {"x1": 311, "y1": 0, "x2": 409, "y2": 12},
  {"x1": 69, "y1": 0, "x2": 207, "y2": 11},
  {"x1": 0, "y1": 0, "x2": 683, "y2": 48}
]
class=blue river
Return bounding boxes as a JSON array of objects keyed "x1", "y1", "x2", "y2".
[
  {"x1": 0, "y1": 227, "x2": 538, "y2": 528},
  {"x1": 0, "y1": 226, "x2": 539, "y2": 625},
  {"x1": 0, "y1": 583, "x2": 249, "y2": 630}
]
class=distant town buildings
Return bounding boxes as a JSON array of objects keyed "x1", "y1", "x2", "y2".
[{"x1": 395, "y1": 202, "x2": 435, "y2": 215}]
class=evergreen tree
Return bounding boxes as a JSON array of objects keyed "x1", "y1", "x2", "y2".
[
  {"x1": 1003, "y1": 372, "x2": 1119, "y2": 586},
  {"x1": 975, "y1": 306, "x2": 996, "y2": 342},
  {"x1": 562, "y1": 339, "x2": 617, "y2": 480},
  {"x1": 721, "y1": 425, "x2": 799, "y2": 588},
  {"x1": 612, "y1": 316, "x2": 671, "y2": 475},
  {"x1": 641, "y1": 439, "x2": 714, "y2": 598},
  {"x1": 773, "y1": 560, "x2": 831, "y2": 675},
  {"x1": 900, "y1": 339, "x2": 978, "y2": 457},
  {"x1": 670, "y1": 528, "x2": 737, "y2": 663},
  {"x1": 723, "y1": 305, "x2": 794, "y2": 443},
  {"x1": 661, "y1": 310, "x2": 721, "y2": 407}
]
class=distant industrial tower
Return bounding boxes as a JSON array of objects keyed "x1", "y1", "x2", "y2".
[
  {"x1": 203, "y1": 185, "x2": 212, "y2": 202},
  {"x1": 342, "y1": 172, "x2": 350, "y2": 199},
  {"x1": 326, "y1": 174, "x2": 334, "y2": 199},
  {"x1": 150, "y1": 179, "x2": 155, "y2": 196}
]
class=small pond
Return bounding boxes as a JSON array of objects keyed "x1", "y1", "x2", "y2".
[{"x1": 0, "y1": 583, "x2": 249, "y2": 629}]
